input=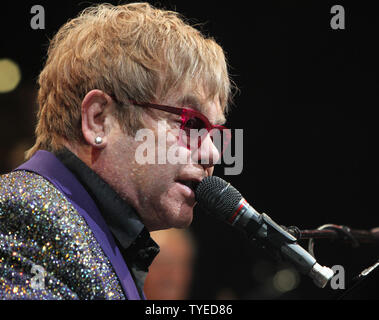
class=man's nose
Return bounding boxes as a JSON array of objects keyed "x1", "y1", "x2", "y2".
[{"x1": 192, "y1": 132, "x2": 220, "y2": 168}]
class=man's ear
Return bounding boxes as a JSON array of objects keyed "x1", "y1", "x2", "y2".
[{"x1": 81, "y1": 90, "x2": 114, "y2": 148}]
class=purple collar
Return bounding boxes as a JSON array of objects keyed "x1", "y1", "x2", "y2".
[{"x1": 15, "y1": 150, "x2": 142, "y2": 300}]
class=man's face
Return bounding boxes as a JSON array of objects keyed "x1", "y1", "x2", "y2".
[{"x1": 103, "y1": 91, "x2": 226, "y2": 231}]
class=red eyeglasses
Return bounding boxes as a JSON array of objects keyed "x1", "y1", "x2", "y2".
[{"x1": 115, "y1": 98, "x2": 231, "y2": 157}]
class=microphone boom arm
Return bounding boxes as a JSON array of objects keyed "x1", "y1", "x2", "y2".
[{"x1": 238, "y1": 204, "x2": 335, "y2": 288}]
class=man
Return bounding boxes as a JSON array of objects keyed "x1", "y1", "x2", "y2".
[{"x1": 0, "y1": 2, "x2": 233, "y2": 299}]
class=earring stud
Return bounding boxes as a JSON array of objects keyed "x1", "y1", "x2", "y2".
[{"x1": 95, "y1": 136, "x2": 103, "y2": 145}]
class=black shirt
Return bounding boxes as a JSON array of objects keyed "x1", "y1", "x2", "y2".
[{"x1": 54, "y1": 148, "x2": 159, "y2": 298}]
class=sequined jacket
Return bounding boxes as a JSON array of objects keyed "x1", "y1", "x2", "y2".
[{"x1": 0, "y1": 151, "x2": 143, "y2": 299}]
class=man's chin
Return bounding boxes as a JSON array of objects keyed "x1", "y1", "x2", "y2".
[{"x1": 170, "y1": 204, "x2": 194, "y2": 229}]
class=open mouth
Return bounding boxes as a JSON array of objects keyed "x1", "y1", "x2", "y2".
[{"x1": 177, "y1": 180, "x2": 199, "y2": 193}]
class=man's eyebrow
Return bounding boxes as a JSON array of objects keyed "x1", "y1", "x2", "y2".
[
  {"x1": 178, "y1": 95, "x2": 202, "y2": 111},
  {"x1": 179, "y1": 95, "x2": 226, "y2": 126}
]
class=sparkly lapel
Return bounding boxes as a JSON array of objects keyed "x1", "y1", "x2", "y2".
[{"x1": 14, "y1": 150, "x2": 142, "y2": 300}]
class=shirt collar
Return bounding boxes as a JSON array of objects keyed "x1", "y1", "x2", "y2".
[{"x1": 53, "y1": 148, "x2": 159, "y2": 263}]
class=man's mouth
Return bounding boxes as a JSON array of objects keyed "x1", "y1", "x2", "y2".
[{"x1": 176, "y1": 180, "x2": 199, "y2": 193}]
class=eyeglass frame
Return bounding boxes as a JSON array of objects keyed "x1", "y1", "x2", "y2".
[{"x1": 110, "y1": 96, "x2": 231, "y2": 155}]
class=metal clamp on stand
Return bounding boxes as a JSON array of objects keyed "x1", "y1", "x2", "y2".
[{"x1": 255, "y1": 214, "x2": 334, "y2": 288}]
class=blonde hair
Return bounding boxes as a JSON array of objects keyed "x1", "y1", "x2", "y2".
[{"x1": 26, "y1": 2, "x2": 234, "y2": 159}]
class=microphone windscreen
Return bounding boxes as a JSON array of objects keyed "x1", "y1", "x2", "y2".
[{"x1": 195, "y1": 176, "x2": 242, "y2": 221}]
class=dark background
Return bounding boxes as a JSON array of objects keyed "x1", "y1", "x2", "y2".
[{"x1": 1, "y1": 0, "x2": 378, "y2": 299}]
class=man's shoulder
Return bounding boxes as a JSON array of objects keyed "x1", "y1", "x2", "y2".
[
  {"x1": 0, "y1": 170, "x2": 126, "y2": 299},
  {"x1": 0, "y1": 170, "x2": 66, "y2": 221},
  {"x1": 0, "y1": 170, "x2": 81, "y2": 244},
  {"x1": 0, "y1": 169, "x2": 56, "y2": 198}
]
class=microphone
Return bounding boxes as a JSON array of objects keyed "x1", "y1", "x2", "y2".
[{"x1": 195, "y1": 176, "x2": 334, "y2": 288}]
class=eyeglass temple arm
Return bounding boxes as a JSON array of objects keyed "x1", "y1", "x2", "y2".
[
  {"x1": 131, "y1": 101, "x2": 183, "y2": 116},
  {"x1": 110, "y1": 95, "x2": 182, "y2": 116}
]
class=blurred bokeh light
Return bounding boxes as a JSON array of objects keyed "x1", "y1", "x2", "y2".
[{"x1": 0, "y1": 59, "x2": 21, "y2": 93}]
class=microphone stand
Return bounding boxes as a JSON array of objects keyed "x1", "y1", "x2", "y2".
[
  {"x1": 284, "y1": 224, "x2": 379, "y2": 299},
  {"x1": 285, "y1": 224, "x2": 379, "y2": 255},
  {"x1": 286, "y1": 224, "x2": 379, "y2": 245}
]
